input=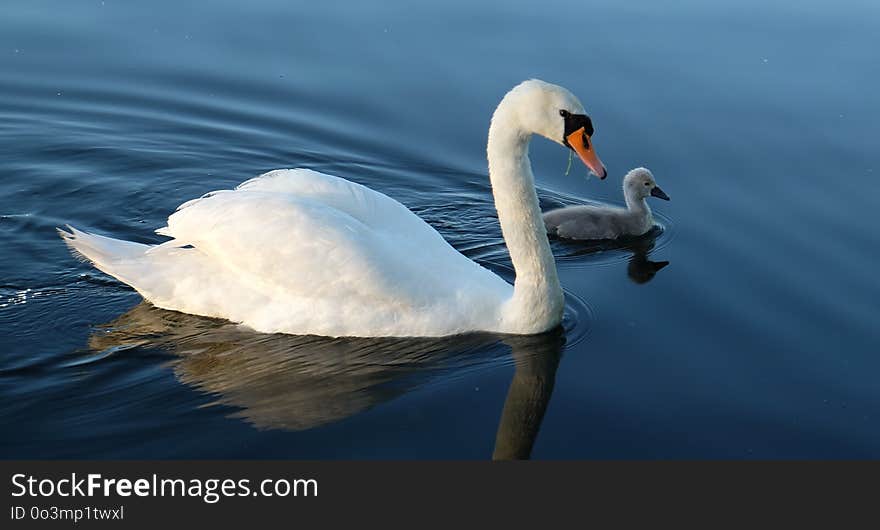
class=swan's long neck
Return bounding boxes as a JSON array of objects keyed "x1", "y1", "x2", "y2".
[{"x1": 487, "y1": 103, "x2": 564, "y2": 333}]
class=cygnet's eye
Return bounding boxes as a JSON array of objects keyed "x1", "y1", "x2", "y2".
[{"x1": 644, "y1": 182, "x2": 651, "y2": 186}]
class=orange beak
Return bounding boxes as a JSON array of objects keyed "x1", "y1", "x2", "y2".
[{"x1": 566, "y1": 127, "x2": 607, "y2": 179}]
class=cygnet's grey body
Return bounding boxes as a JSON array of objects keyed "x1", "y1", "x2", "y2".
[{"x1": 543, "y1": 167, "x2": 669, "y2": 240}]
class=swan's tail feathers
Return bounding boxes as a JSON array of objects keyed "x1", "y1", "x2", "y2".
[{"x1": 58, "y1": 225, "x2": 150, "y2": 280}]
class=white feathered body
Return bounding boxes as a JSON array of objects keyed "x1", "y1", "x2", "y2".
[{"x1": 61, "y1": 169, "x2": 513, "y2": 337}]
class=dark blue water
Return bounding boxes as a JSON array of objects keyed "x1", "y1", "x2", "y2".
[{"x1": 1, "y1": 0, "x2": 878, "y2": 458}]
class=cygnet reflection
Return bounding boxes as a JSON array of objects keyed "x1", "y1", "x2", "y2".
[{"x1": 549, "y1": 228, "x2": 671, "y2": 284}]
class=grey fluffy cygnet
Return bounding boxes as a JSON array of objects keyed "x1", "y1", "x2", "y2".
[{"x1": 543, "y1": 167, "x2": 669, "y2": 240}]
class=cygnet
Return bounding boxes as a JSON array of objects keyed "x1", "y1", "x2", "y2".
[{"x1": 543, "y1": 167, "x2": 669, "y2": 240}]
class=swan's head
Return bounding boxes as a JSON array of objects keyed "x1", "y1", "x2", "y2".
[
  {"x1": 624, "y1": 167, "x2": 670, "y2": 201},
  {"x1": 499, "y1": 79, "x2": 607, "y2": 179}
]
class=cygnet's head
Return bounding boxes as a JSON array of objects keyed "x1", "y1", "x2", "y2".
[
  {"x1": 496, "y1": 79, "x2": 607, "y2": 179},
  {"x1": 624, "y1": 167, "x2": 670, "y2": 201}
]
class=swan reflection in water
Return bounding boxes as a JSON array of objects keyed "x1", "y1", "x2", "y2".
[{"x1": 88, "y1": 303, "x2": 565, "y2": 459}]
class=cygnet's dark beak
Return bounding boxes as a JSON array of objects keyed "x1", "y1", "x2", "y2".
[
  {"x1": 652, "y1": 260, "x2": 670, "y2": 271},
  {"x1": 650, "y1": 186, "x2": 670, "y2": 201}
]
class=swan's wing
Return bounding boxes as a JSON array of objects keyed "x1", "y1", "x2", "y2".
[
  {"x1": 157, "y1": 169, "x2": 466, "y2": 300},
  {"x1": 167, "y1": 168, "x2": 445, "y2": 243},
  {"x1": 148, "y1": 169, "x2": 511, "y2": 336}
]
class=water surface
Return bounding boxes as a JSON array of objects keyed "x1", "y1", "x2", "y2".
[{"x1": 1, "y1": 0, "x2": 878, "y2": 458}]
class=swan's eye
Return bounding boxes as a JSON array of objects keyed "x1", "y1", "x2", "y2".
[
  {"x1": 559, "y1": 109, "x2": 569, "y2": 118},
  {"x1": 644, "y1": 182, "x2": 651, "y2": 186}
]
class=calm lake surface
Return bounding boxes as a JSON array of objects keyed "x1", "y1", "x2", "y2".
[{"x1": 1, "y1": 0, "x2": 878, "y2": 458}]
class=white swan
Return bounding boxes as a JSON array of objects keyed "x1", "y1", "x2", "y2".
[
  {"x1": 59, "y1": 79, "x2": 607, "y2": 338},
  {"x1": 543, "y1": 167, "x2": 669, "y2": 240}
]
